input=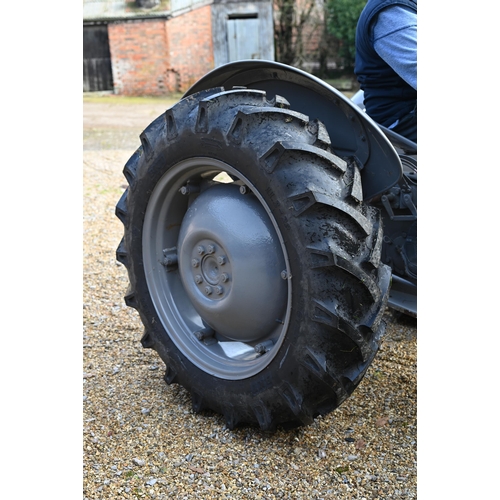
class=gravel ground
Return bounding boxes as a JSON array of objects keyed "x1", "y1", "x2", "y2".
[{"x1": 83, "y1": 95, "x2": 417, "y2": 499}]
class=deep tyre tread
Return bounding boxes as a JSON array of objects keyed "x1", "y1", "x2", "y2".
[{"x1": 116, "y1": 87, "x2": 391, "y2": 430}]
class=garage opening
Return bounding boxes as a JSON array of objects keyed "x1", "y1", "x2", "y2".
[{"x1": 83, "y1": 25, "x2": 114, "y2": 92}]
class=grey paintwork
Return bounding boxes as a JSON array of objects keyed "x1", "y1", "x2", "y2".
[
  {"x1": 177, "y1": 183, "x2": 287, "y2": 342},
  {"x1": 142, "y1": 157, "x2": 292, "y2": 379}
]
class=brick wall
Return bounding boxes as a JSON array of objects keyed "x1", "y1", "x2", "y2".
[
  {"x1": 167, "y1": 5, "x2": 214, "y2": 92},
  {"x1": 108, "y1": 19, "x2": 170, "y2": 96},
  {"x1": 108, "y1": 6, "x2": 214, "y2": 95}
]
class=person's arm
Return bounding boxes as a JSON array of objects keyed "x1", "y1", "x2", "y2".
[{"x1": 373, "y1": 5, "x2": 417, "y2": 90}]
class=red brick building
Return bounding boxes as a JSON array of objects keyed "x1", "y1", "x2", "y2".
[{"x1": 83, "y1": 0, "x2": 275, "y2": 95}]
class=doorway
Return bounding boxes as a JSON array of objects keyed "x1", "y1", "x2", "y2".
[{"x1": 83, "y1": 25, "x2": 113, "y2": 92}]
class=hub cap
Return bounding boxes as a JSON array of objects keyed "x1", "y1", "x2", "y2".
[{"x1": 178, "y1": 184, "x2": 286, "y2": 342}]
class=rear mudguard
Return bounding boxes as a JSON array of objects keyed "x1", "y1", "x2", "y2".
[{"x1": 185, "y1": 60, "x2": 403, "y2": 202}]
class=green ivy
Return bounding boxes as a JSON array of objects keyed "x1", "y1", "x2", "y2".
[{"x1": 326, "y1": 0, "x2": 367, "y2": 69}]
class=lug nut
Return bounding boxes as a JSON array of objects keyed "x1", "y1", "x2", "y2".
[
  {"x1": 179, "y1": 184, "x2": 200, "y2": 195},
  {"x1": 195, "y1": 275, "x2": 203, "y2": 284},
  {"x1": 221, "y1": 273, "x2": 229, "y2": 283},
  {"x1": 217, "y1": 255, "x2": 226, "y2": 265},
  {"x1": 197, "y1": 245, "x2": 205, "y2": 255},
  {"x1": 254, "y1": 340, "x2": 274, "y2": 354},
  {"x1": 194, "y1": 326, "x2": 215, "y2": 340},
  {"x1": 204, "y1": 286, "x2": 213, "y2": 296},
  {"x1": 192, "y1": 259, "x2": 200, "y2": 268},
  {"x1": 207, "y1": 244, "x2": 216, "y2": 254},
  {"x1": 215, "y1": 286, "x2": 224, "y2": 295},
  {"x1": 162, "y1": 255, "x2": 178, "y2": 267}
]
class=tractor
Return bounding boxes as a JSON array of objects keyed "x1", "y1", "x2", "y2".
[{"x1": 115, "y1": 60, "x2": 416, "y2": 430}]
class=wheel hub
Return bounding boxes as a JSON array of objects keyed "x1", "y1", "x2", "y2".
[
  {"x1": 177, "y1": 183, "x2": 287, "y2": 343},
  {"x1": 189, "y1": 239, "x2": 232, "y2": 299}
]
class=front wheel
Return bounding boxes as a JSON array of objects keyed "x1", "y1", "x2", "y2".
[{"x1": 116, "y1": 87, "x2": 391, "y2": 430}]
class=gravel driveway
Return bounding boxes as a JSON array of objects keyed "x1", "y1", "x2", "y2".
[{"x1": 83, "y1": 95, "x2": 417, "y2": 499}]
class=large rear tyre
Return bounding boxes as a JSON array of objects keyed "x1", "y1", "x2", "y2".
[{"x1": 116, "y1": 87, "x2": 391, "y2": 430}]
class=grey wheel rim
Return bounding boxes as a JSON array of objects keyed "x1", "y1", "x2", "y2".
[{"x1": 143, "y1": 158, "x2": 292, "y2": 379}]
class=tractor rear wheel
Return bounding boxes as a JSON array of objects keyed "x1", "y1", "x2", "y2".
[{"x1": 116, "y1": 87, "x2": 391, "y2": 430}]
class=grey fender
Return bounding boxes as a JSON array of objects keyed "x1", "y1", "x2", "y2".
[{"x1": 185, "y1": 60, "x2": 402, "y2": 202}]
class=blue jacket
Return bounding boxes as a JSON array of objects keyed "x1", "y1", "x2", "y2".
[{"x1": 354, "y1": 0, "x2": 417, "y2": 128}]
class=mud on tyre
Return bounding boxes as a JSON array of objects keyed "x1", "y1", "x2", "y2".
[{"x1": 116, "y1": 87, "x2": 391, "y2": 430}]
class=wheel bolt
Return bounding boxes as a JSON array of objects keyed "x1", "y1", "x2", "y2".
[
  {"x1": 254, "y1": 340, "x2": 274, "y2": 354},
  {"x1": 207, "y1": 244, "x2": 216, "y2": 254},
  {"x1": 221, "y1": 273, "x2": 229, "y2": 283},
  {"x1": 197, "y1": 245, "x2": 205, "y2": 255},
  {"x1": 179, "y1": 184, "x2": 200, "y2": 195},
  {"x1": 217, "y1": 255, "x2": 226, "y2": 265},
  {"x1": 162, "y1": 256, "x2": 178, "y2": 267},
  {"x1": 195, "y1": 275, "x2": 203, "y2": 284},
  {"x1": 194, "y1": 326, "x2": 215, "y2": 340},
  {"x1": 192, "y1": 259, "x2": 200, "y2": 268},
  {"x1": 215, "y1": 286, "x2": 224, "y2": 295},
  {"x1": 204, "y1": 286, "x2": 213, "y2": 295}
]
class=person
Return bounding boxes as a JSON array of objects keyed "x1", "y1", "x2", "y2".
[{"x1": 354, "y1": 0, "x2": 417, "y2": 143}]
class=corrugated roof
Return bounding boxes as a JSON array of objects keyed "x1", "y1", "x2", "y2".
[{"x1": 83, "y1": 0, "x2": 172, "y2": 21}]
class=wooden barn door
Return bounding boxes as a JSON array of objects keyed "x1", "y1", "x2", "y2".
[
  {"x1": 227, "y1": 16, "x2": 261, "y2": 61},
  {"x1": 83, "y1": 25, "x2": 113, "y2": 92}
]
